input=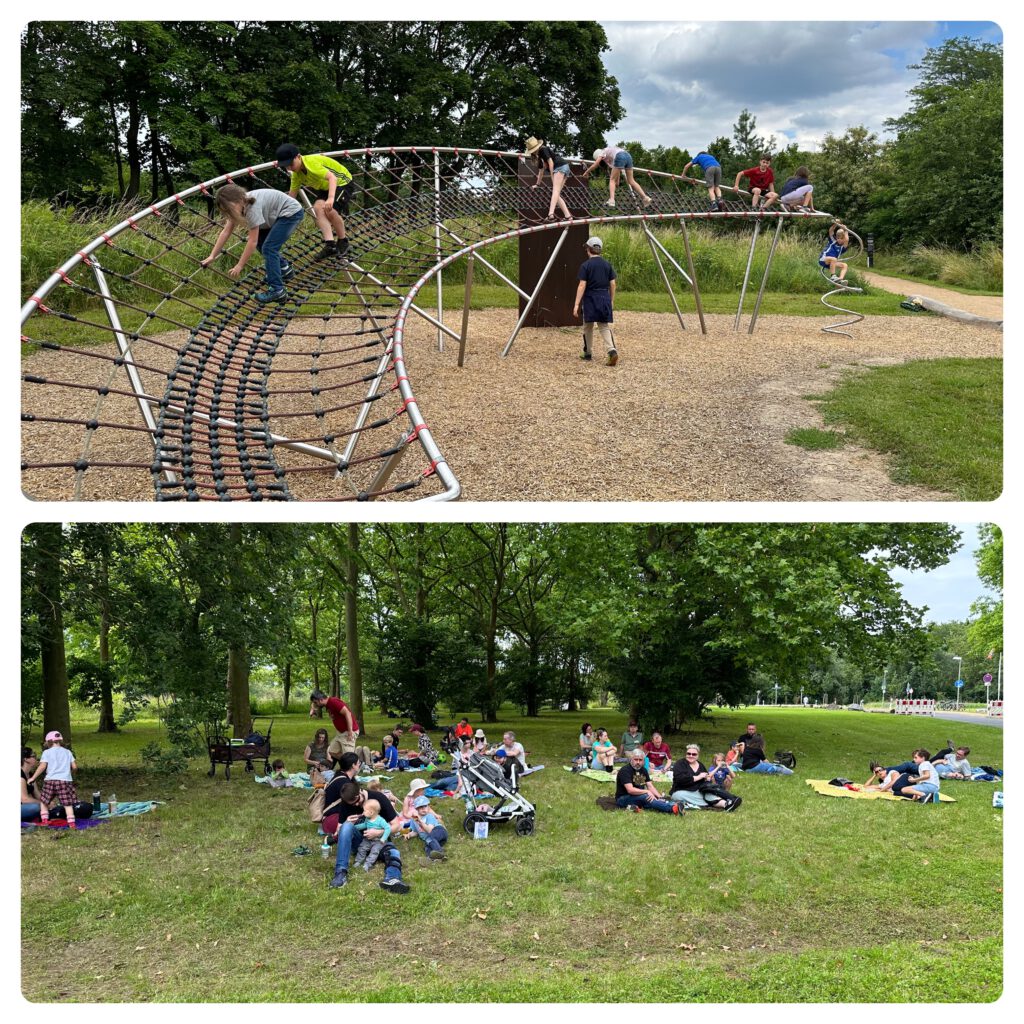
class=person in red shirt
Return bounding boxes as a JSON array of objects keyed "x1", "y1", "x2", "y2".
[
  {"x1": 734, "y1": 155, "x2": 779, "y2": 210},
  {"x1": 310, "y1": 690, "x2": 362, "y2": 764},
  {"x1": 454, "y1": 718, "x2": 474, "y2": 742},
  {"x1": 643, "y1": 731, "x2": 672, "y2": 771}
]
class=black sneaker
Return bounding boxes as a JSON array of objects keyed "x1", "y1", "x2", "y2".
[
  {"x1": 315, "y1": 243, "x2": 337, "y2": 261},
  {"x1": 328, "y1": 871, "x2": 348, "y2": 889},
  {"x1": 580, "y1": 352, "x2": 592, "y2": 361},
  {"x1": 335, "y1": 238, "x2": 350, "y2": 257},
  {"x1": 281, "y1": 263, "x2": 295, "y2": 281},
  {"x1": 428, "y1": 849, "x2": 446, "y2": 861},
  {"x1": 725, "y1": 796, "x2": 742, "y2": 812},
  {"x1": 379, "y1": 877, "x2": 410, "y2": 894}
]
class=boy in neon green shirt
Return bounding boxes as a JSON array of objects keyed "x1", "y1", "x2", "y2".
[{"x1": 275, "y1": 143, "x2": 352, "y2": 260}]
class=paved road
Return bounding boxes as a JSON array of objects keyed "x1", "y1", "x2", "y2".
[
  {"x1": 933, "y1": 710, "x2": 1003, "y2": 730},
  {"x1": 860, "y1": 271, "x2": 1002, "y2": 320}
]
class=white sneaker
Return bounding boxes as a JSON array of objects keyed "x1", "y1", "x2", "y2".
[{"x1": 604, "y1": 200, "x2": 616, "y2": 208}]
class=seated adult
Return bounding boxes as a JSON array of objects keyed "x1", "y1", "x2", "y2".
[
  {"x1": 615, "y1": 749, "x2": 680, "y2": 815},
  {"x1": 643, "y1": 731, "x2": 671, "y2": 771},
  {"x1": 932, "y1": 746, "x2": 972, "y2": 780},
  {"x1": 304, "y1": 728, "x2": 334, "y2": 777},
  {"x1": 739, "y1": 736, "x2": 793, "y2": 775},
  {"x1": 454, "y1": 718, "x2": 474, "y2": 742},
  {"x1": 620, "y1": 721, "x2": 644, "y2": 759},
  {"x1": 497, "y1": 731, "x2": 527, "y2": 769},
  {"x1": 591, "y1": 729, "x2": 617, "y2": 770},
  {"x1": 669, "y1": 744, "x2": 733, "y2": 810},
  {"x1": 736, "y1": 723, "x2": 763, "y2": 758},
  {"x1": 323, "y1": 754, "x2": 410, "y2": 893},
  {"x1": 407, "y1": 725, "x2": 440, "y2": 767},
  {"x1": 21, "y1": 747, "x2": 92, "y2": 822},
  {"x1": 901, "y1": 749, "x2": 941, "y2": 801},
  {"x1": 382, "y1": 725, "x2": 405, "y2": 756}
]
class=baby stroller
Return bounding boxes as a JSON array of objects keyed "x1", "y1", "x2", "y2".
[{"x1": 459, "y1": 753, "x2": 536, "y2": 837}]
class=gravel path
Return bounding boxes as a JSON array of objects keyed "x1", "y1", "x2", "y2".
[
  {"x1": 860, "y1": 272, "x2": 1003, "y2": 320},
  {"x1": 21, "y1": 310, "x2": 1001, "y2": 502}
]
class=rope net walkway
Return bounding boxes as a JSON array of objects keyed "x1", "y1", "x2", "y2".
[{"x1": 21, "y1": 147, "x2": 835, "y2": 502}]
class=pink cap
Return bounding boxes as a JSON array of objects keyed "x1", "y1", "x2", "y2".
[{"x1": 45, "y1": 730, "x2": 63, "y2": 742}]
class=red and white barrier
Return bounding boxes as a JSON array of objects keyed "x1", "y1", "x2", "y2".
[
  {"x1": 986, "y1": 700, "x2": 1004, "y2": 718},
  {"x1": 893, "y1": 699, "x2": 935, "y2": 716}
]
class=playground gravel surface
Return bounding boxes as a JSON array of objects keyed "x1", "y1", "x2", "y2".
[{"x1": 21, "y1": 311, "x2": 1001, "y2": 502}]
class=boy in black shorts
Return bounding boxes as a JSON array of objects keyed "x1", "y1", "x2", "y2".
[
  {"x1": 572, "y1": 236, "x2": 618, "y2": 366},
  {"x1": 275, "y1": 143, "x2": 352, "y2": 260}
]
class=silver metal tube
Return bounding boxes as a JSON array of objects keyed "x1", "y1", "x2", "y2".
[
  {"x1": 174, "y1": 407, "x2": 340, "y2": 463},
  {"x1": 734, "y1": 220, "x2": 762, "y2": 331},
  {"x1": 90, "y1": 259, "x2": 177, "y2": 484},
  {"x1": 347, "y1": 262, "x2": 461, "y2": 341},
  {"x1": 679, "y1": 221, "x2": 706, "y2": 334},
  {"x1": 442, "y1": 224, "x2": 530, "y2": 301},
  {"x1": 365, "y1": 433, "x2": 410, "y2": 498},
  {"x1": 646, "y1": 230, "x2": 693, "y2": 284},
  {"x1": 642, "y1": 224, "x2": 685, "y2": 332},
  {"x1": 459, "y1": 254, "x2": 475, "y2": 367},
  {"x1": 748, "y1": 217, "x2": 786, "y2": 335},
  {"x1": 502, "y1": 226, "x2": 571, "y2": 357},
  {"x1": 340, "y1": 268, "x2": 394, "y2": 468},
  {"x1": 434, "y1": 150, "x2": 444, "y2": 352}
]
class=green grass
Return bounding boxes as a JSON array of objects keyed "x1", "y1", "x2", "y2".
[
  {"x1": 811, "y1": 357, "x2": 1002, "y2": 500},
  {"x1": 21, "y1": 706, "x2": 1002, "y2": 1002},
  {"x1": 785, "y1": 427, "x2": 847, "y2": 451},
  {"x1": 868, "y1": 244, "x2": 1002, "y2": 295}
]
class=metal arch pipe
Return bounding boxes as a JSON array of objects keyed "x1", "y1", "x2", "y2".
[
  {"x1": 501, "y1": 225, "x2": 571, "y2": 357},
  {"x1": 433, "y1": 150, "x2": 444, "y2": 352},
  {"x1": 747, "y1": 217, "x2": 786, "y2": 335},
  {"x1": 734, "y1": 220, "x2": 762, "y2": 331},
  {"x1": 679, "y1": 220, "x2": 707, "y2": 334},
  {"x1": 642, "y1": 223, "x2": 686, "y2": 332}
]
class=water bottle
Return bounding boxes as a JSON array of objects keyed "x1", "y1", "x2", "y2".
[
  {"x1": 320, "y1": 836, "x2": 331, "y2": 859},
  {"x1": 92, "y1": 791, "x2": 102, "y2": 813},
  {"x1": 108, "y1": 792, "x2": 117, "y2": 816}
]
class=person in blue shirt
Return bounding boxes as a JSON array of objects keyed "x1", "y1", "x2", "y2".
[
  {"x1": 819, "y1": 223, "x2": 851, "y2": 286},
  {"x1": 407, "y1": 795, "x2": 449, "y2": 860},
  {"x1": 572, "y1": 236, "x2": 619, "y2": 366},
  {"x1": 682, "y1": 151, "x2": 723, "y2": 211},
  {"x1": 373, "y1": 734, "x2": 400, "y2": 771}
]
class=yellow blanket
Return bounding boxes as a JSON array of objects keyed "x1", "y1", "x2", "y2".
[{"x1": 805, "y1": 779, "x2": 956, "y2": 803}]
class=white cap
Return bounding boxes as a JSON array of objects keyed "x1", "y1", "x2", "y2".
[
  {"x1": 593, "y1": 148, "x2": 604, "y2": 162},
  {"x1": 586, "y1": 236, "x2": 603, "y2": 251}
]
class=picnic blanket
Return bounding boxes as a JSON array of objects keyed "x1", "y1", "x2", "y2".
[
  {"x1": 22, "y1": 816, "x2": 107, "y2": 831},
  {"x1": 255, "y1": 774, "x2": 310, "y2": 787},
  {"x1": 805, "y1": 779, "x2": 955, "y2": 803}
]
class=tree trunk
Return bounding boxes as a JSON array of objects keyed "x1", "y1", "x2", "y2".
[
  {"x1": 282, "y1": 662, "x2": 292, "y2": 711},
  {"x1": 227, "y1": 645, "x2": 251, "y2": 738},
  {"x1": 346, "y1": 522, "x2": 365, "y2": 730},
  {"x1": 330, "y1": 609, "x2": 342, "y2": 698},
  {"x1": 96, "y1": 544, "x2": 118, "y2": 732},
  {"x1": 110, "y1": 99, "x2": 124, "y2": 196},
  {"x1": 309, "y1": 594, "x2": 320, "y2": 691},
  {"x1": 125, "y1": 93, "x2": 141, "y2": 199},
  {"x1": 34, "y1": 524, "x2": 72, "y2": 744},
  {"x1": 525, "y1": 638, "x2": 540, "y2": 717}
]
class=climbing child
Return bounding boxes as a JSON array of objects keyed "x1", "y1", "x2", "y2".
[
  {"x1": 275, "y1": 143, "x2": 352, "y2": 260},
  {"x1": 582, "y1": 145, "x2": 652, "y2": 209},
  {"x1": 27, "y1": 731, "x2": 78, "y2": 828},
  {"x1": 734, "y1": 154, "x2": 778, "y2": 210},
  {"x1": 778, "y1": 166, "x2": 815, "y2": 211},
  {"x1": 683, "y1": 151, "x2": 724, "y2": 210},
  {"x1": 353, "y1": 798, "x2": 393, "y2": 870},
  {"x1": 819, "y1": 223, "x2": 851, "y2": 285},
  {"x1": 526, "y1": 136, "x2": 572, "y2": 222},
  {"x1": 573, "y1": 236, "x2": 618, "y2": 367},
  {"x1": 201, "y1": 184, "x2": 304, "y2": 303}
]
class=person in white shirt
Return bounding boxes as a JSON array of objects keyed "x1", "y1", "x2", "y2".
[{"x1": 901, "y1": 749, "x2": 940, "y2": 801}]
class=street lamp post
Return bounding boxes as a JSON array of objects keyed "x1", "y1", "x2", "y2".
[
  {"x1": 953, "y1": 655, "x2": 963, "y2": 709},
  {"x1": 774, "y1": 682, "x2": 779, "y2": 705},
  {"x1": 756, "y1": 690, "x2": 761, "y2": 706}
]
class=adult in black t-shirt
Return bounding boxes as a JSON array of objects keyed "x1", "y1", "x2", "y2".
[
  {"x1": 670, "y1": 745, "x2": 730, "y2": 810},
  {"x1": 614, "y1": 750, "x2": 679, "y2": 814},
  {"x1": 325, "y1": 779, "x2": 409, "y2": 893}
]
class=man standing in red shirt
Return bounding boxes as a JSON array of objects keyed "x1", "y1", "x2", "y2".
[
  {"x1": 310, "y1": 690, "x2": 360, "y2": 763},
  {"x1": 734, "y1": 155, "x2": 779, "y2": 210}
]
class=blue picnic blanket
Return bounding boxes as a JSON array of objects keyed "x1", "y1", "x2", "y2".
[{"x1": 95, "y1": 800, "x2": 163, "y2": 818}]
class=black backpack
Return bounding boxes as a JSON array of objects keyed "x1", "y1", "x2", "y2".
[{"x1": 775, "y1": 749, "x2": 797, "y2": 769}]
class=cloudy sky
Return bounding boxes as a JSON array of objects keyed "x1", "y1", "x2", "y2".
[
  {"x1": 888, "y1": 524, "x2": 991, "y2": 624},
  {"x1": 599, "y1": 21, "x2": 1002, "y2": 152}
]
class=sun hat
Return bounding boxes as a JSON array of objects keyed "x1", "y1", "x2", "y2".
[
  {"x1": 586, "y1": 236, "x2": 603, "y2": 251},
  {"x1": 474, "y1": 728, "x2": 486, "y2": 738},
  {"x1": 593, "y1": 148, "x2": 605, "y2": 162},
  {"x1": 45, "y1": 730, "x2": 63, "y2": 742},
  {"x1": 275, "y1": 143, "x2": 300, "y2": 168},
  {"x1": 408, "y1": 778, "x2": 428, "y2": 794},
  {"x1": 525, "y1": 136, "x2": 543, "y2": 155},
  {"x1": 413, "y1": 795, "x2": 431, "y2": 808}
]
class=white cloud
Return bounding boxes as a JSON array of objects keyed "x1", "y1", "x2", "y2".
[{"x1": 601, "y1": 21, "x2": 944, "y2": 151}]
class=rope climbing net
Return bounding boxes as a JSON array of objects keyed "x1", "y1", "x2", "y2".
[{"x1": 21, "y1": 146, "x2": 847, "y2": 502}]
